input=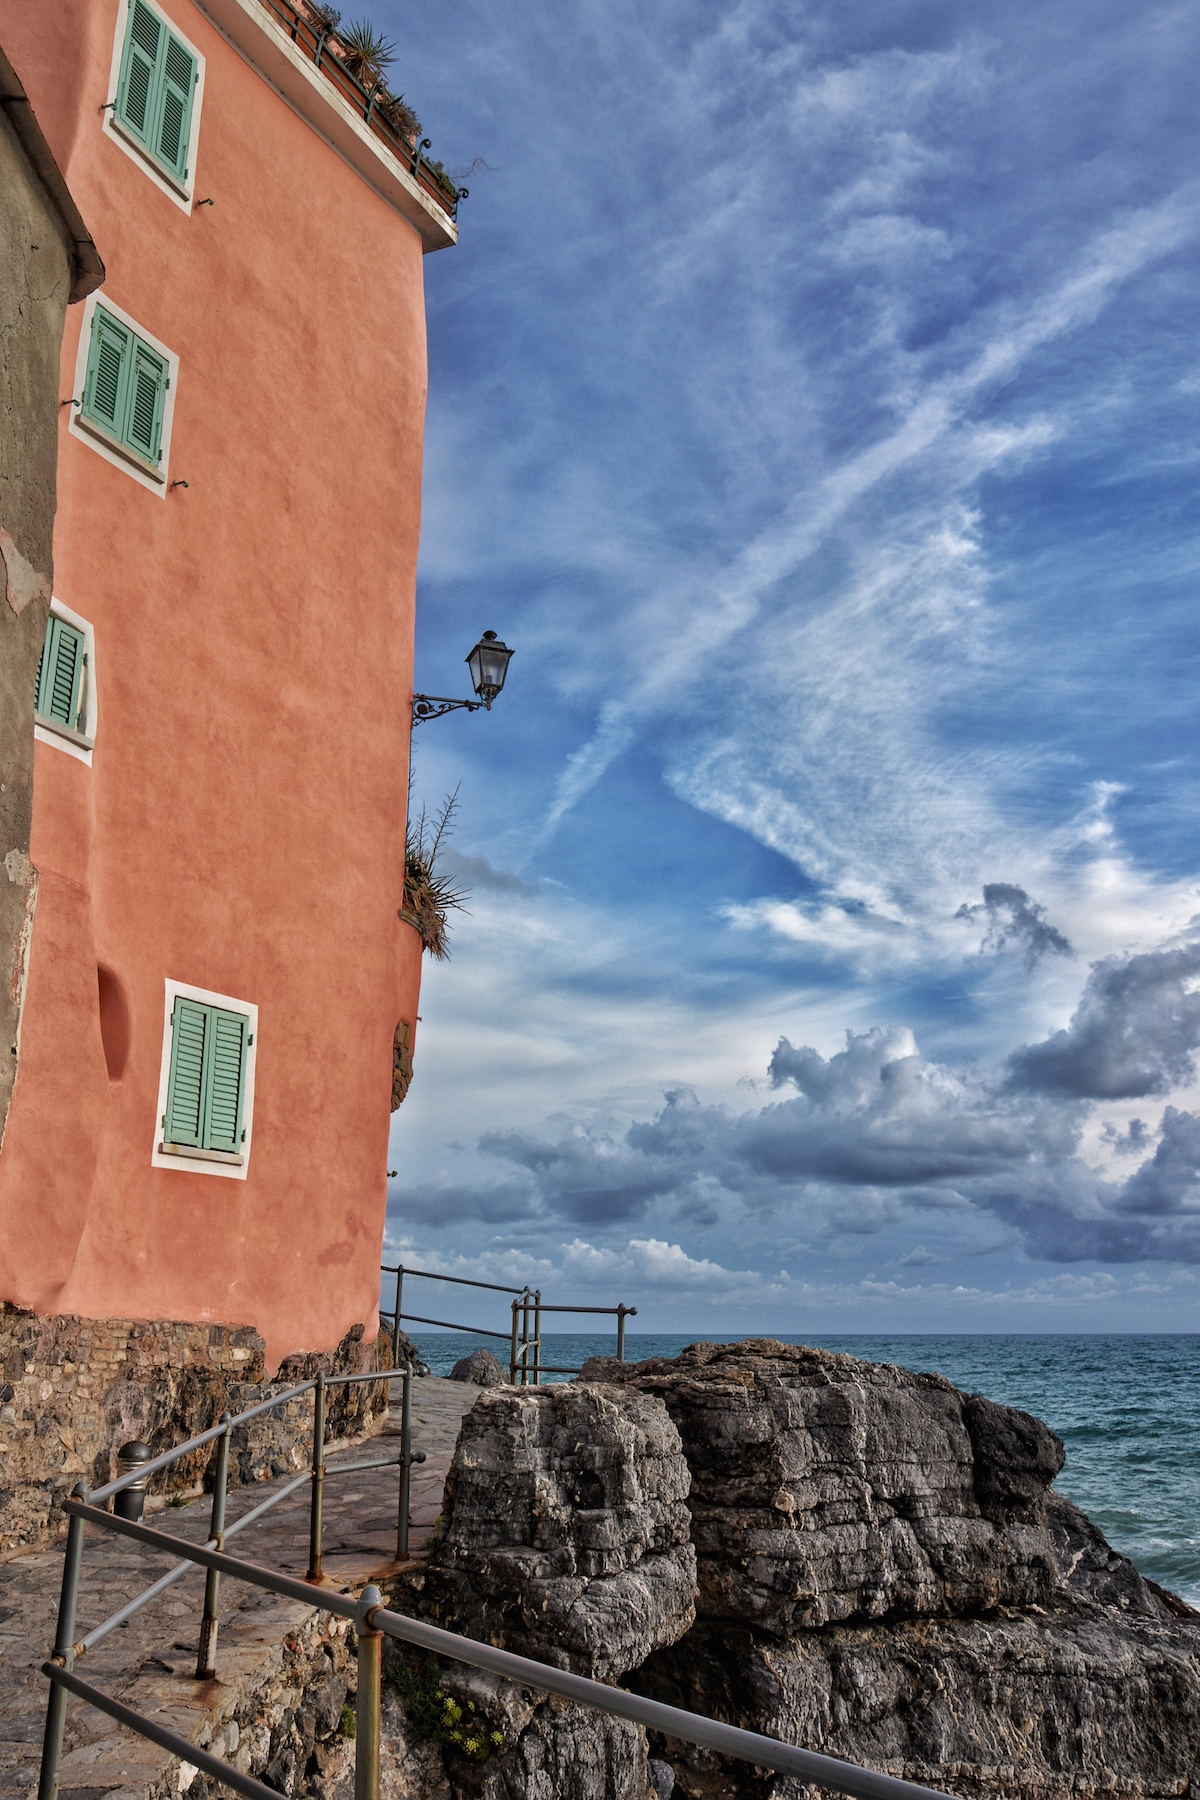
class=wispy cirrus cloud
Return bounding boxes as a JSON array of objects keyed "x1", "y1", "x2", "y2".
[{"x1": 383, "y1": 0, "x2": 1200, "y2": 1329}]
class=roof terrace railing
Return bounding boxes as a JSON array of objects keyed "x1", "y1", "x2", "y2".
[
  {"x1": 380, "y1": 1261, "x2": 637, "y2": 1384},
  {"x1": 257, "y1": 0, "x2": 464, "y2": 220}
]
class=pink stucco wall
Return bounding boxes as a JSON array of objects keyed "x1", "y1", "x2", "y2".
[{"x1": 0, "y1": 0, "x2": 428, "y2": 1368}]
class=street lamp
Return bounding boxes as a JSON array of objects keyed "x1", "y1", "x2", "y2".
[{"x1": 412, "y1": 631, "x2": 515, "y2": 726}]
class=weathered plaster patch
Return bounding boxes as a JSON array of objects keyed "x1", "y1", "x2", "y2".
[
  {"x1": 0, "y1": 528, "x2": 50, "y2": 617},
  {"x1": 4, "y1": 850, "x2": 34, "y2": 887},
  {"x1": 6, "y1": 864, "x2": 37, "y2": 1044}
]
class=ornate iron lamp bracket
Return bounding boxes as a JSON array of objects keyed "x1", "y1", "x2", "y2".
[{"x1": 411, "y1": 694, "x2": 487, "y2": 726}]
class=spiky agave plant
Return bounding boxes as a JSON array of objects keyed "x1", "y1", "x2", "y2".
[
  {"x1": 401, "y1": 786, "x2": 468, "y2": 960},
  {"x1": 337, "y1": 17, "x2": 397, "y2": 87}
]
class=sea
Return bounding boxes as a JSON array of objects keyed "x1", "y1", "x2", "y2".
[{"x1": 411, "y1": 1331, "x2": 1200, "y2": 1609}]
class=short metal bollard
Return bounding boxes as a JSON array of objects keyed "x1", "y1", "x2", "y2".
[
  {"x1": 354, "y1": 1584, "x2": 383, "y2": 1800},
  {"x1": 306, "y1": 1373, "x2": 327, "y2": 1582},
  {"x1": 112, "y1": 1442, "x2": 151, "y2": 1521},
  {"x1": 195, "y1": 1413, "x2": 231, "y2": 1679}
]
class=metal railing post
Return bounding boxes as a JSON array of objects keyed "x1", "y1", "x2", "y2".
[
  {"x1": 521, "y1": 1288, "x2": 531, "y2": 1387},
  {"x1": 616, "y1": 1304, "x2": 627, "y2": 1364},
  {"x1": 306, "y1": 1373, "x2": 326, "y2": 1582},
  {"x1": 509, "y1": 1299, "x2": 519, "y2": 1385},
  {"x1": 195, "y1": 1414, "x2": 231, "y2": 1678},
  {"x1": 354, "y1": 1585, "x2": 383, "y2": 1800},
  {"x1": 533, "y1": 1290, "x2": 541, "y2": 1386},
  {"x1": 391, "y1": 1265, "x2": 403, "y2": 1363},
  {"x1": 38, "y1": 1484, "x2": 88, "y2": 1800},
  {"x1": 396, "y1": 1363, "x2": 412, "y2": 1559}
]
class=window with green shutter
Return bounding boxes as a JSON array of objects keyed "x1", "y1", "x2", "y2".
[
  {"x1": 162, "y1": 996, "x2": 250, "y2": 1160},
  {"x1": 81, "y1": 305, "x2": 169, "y2": 471},
  {"x1": 114, "y1": 0, "x2": 198, "y2": 187},
  {"x1": 35, "y1": 614, "x2": 90, "y2": 743}
]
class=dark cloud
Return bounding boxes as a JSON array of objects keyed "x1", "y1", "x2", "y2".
[
  {"x1": 1101, "y1": 1117, "x2": 1152, "y2": 1154},
  {"x1": 439, "y1": 849, "x2": 540, "y2": 896},
  {"x1": 1118, "y1": 1108, "x2": 1200, "y2": 1218},
  {"x1": 468, "y1": 983, "x2": 1200, "y2": 1266},
  {"x1": 1006, "y1": 944, "x2": 1200, "y2": 1098},
  {"x1": 480, "y1": 1123, "x2": 680, "y2": 1223},
  {"x1": 386, "y1": 1180, "x2": 541, "y2": 1229},
  {"x1": 955, "y1": 883, "x2": 1072, "y2": 968}
]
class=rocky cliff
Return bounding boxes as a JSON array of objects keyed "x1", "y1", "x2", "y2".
[{"x1": 387, "y1": 1339, "x2": 1200, "y2": 1800}]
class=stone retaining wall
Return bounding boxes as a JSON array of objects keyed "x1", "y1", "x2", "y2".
[{"x1": 0, "y1": 1305, "x2": 403, "y2": 1559}]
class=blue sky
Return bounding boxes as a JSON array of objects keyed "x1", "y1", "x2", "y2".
[{"x1": 376, "y1": 0, "x2": 1200, "y2": 1335}]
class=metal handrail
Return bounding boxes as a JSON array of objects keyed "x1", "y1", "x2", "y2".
[
  {"x1": 41, "y1": 1498, "x2": 960, "y2": 1800},
  {"x1": 36, "y1": 1357, "x2": 425, "y2": 1800},
  {"x1": 381, "y1": 1261, "x2": 527, "y2": 1296},
  {"x1": 378, "y1": 1262, "x2": 637, "y2": 1385}
]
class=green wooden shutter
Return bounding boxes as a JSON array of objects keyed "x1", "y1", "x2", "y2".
[
  {"x1": 116, "y1": 0, "x2": 162, "y2": 145},
  {"x1": 83, "y1": 309, "x2": 132, "y2": 435},
  {"x1": 35, "y1": 618, "x2": 86, "y2": 729},
  {"x1": 33, "y1": 615, "x2": 50, "y2": 711},
  {"x1": 127, "y1": 340, "x2": 168, "y2": 462},
  {"x1": 83, "y1": 307, "x2": 167, "y2": 465},
  {"x1": 205, "y1": 1010, "x2": 248, "y2": 1153},
  {"x1": 156, "y1": 34, "x2": 196, "y2": 180},
  {"x1": 165, "y1": 997, "x2": 208, "y2": 1146},
  {"x1": 163, "y1": 999, "x2": 249, "y2": 1155}
]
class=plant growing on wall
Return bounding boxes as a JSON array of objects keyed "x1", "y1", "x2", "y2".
[
  {"x1": 390, "y1": 1653, "x2": 503, "y2": 1763},
  {"x1": 401, "y1": 787, "x2": 468, "y2": 959}
]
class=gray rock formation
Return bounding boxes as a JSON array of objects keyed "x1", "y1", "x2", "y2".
[
  {"x1": 423, "y1": 1383, "x2": 696, "y2": 1681},
  {"x1": 381, "y1": 1340, "x2": 1200, "y2": 1800},
  {"x1": 580, "y1": 1341, "x2": 1066, "y2": 1632},
  {"x1": 449, "y1": 1347, "x2": 507, "y2": 1387},
  {"x1": 584, "y1": 1340, "x2": 1200, "y2": 1800}
]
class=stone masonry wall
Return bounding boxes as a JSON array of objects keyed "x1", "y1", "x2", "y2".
[{"x1": 0, "y1": 1306, "x2": 396, "y2": 1559}]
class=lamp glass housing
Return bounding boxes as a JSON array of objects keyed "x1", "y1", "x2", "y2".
[{"x1": 466, "y1": 631, "x2": 514, "y2": 705}]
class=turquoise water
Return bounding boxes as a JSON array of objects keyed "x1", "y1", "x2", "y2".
[{"x1": 412, "y1": 1331, "x2": 1200, "y2": 1608}]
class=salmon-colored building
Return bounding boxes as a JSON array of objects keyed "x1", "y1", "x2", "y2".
[{"x1": 0, "y1": 0, "x2": 456, "y2": 1367}]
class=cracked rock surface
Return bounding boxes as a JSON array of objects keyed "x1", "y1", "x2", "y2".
[
  {"x1": 384, "y1": 1341, "x2": 1199, "y2": 1800},
  {"x1": 422, "y1": 1383, "x2": 696, "y2": 1681}
]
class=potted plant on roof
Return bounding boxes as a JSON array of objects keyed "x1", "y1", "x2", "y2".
[{"x1": 336, "y1": 18, "x2": 397, "y2": 89}]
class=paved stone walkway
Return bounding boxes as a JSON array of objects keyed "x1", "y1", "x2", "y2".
[{"x1": 0, "y1": 1374, "x2": 480, "y2": 1800}]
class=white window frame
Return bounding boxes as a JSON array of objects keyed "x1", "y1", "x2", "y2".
[
  {"x1": 34, "y1": 598, "x2": 98, "y2": 767},
  {"x1": 152, "y1": 978, "x2": 259, "y2": 1181},
  {"x1": 68, "y1": 292, "x2": 180, "y2": 497},
  {"x1": 103, "y1": 0, "x2": 206, "y2": 214}
]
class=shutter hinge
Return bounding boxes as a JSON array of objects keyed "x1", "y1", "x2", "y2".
[
  {"x1": 247, "y1": 1033, "x2": 254, "y2": 1046},
  {"x1": 161, "y1": 1114, "x2": 167, "y2": 1129},
  {"x1": 82, "y1": 653, "x2": 89, "y2": 666},
  {"x1": 240, "y1": 1129, "x2": 246, "y2": 1143}
]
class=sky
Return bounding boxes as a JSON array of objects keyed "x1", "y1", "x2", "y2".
[{"x1": 374, "y1": 0, "x2": 1200, "y2": 1337}]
